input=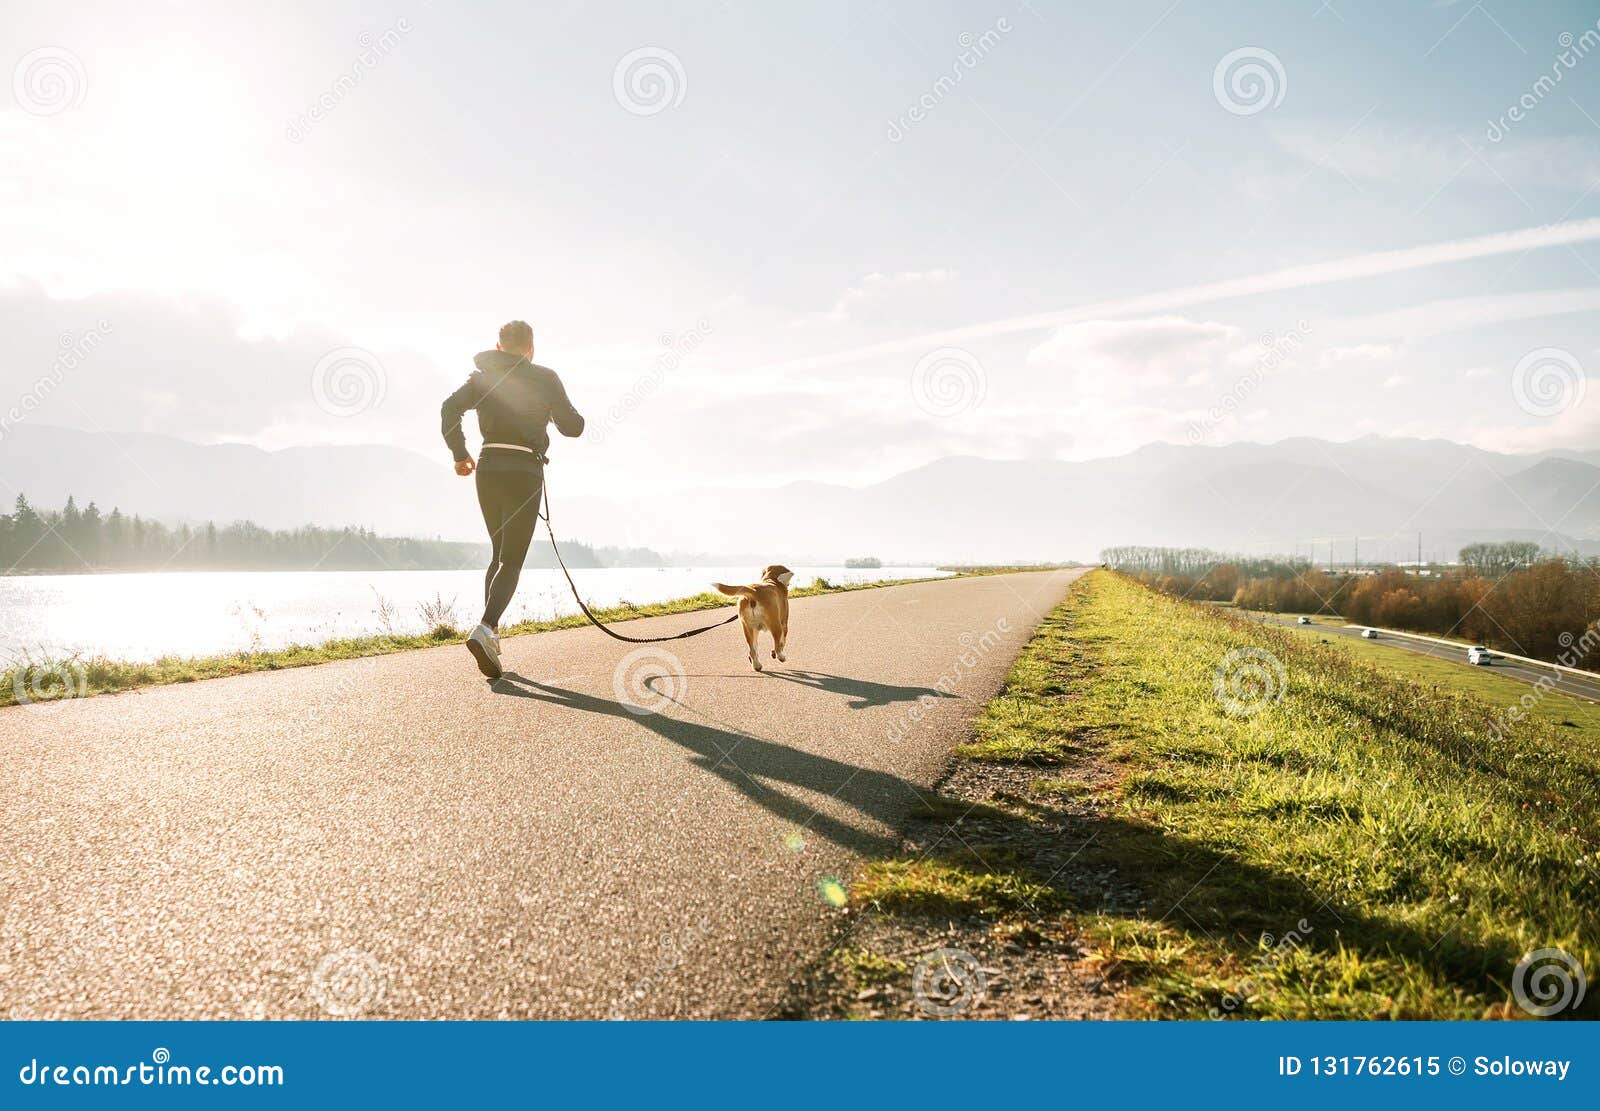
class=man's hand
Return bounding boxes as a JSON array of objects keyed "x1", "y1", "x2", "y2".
[{"x1": 455, "y1": 457, "x2": 476, "y2": 476}]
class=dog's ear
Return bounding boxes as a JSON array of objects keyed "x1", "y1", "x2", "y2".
[{"x1": 769, "y1": 564, "x2": 794, "y2": 586}]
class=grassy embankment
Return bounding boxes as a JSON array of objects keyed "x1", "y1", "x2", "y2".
[
  {"x1": 0, "y1": 573, "x2": 963, "y2": 708},
  {"x1": 1276, "y1": 620, "x2": 1600, "y2": 741},
  {"x1": 828, "y1": 570, "x2": 1599, "y2": 1018}
]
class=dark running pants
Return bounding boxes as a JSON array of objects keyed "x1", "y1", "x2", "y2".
[{"x1": 475, "y1": 466, "x2": 544, "y2": 628}]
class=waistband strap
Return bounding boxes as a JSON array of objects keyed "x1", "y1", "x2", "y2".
[{"x1": 481, "y1": 442, "x2": 548, "y2": 464}]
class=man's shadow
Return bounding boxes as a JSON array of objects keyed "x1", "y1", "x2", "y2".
[
  {"x1": 491, "y1": 672, "x2": 933, "y2": 854},
  {"x1": 493, "y1": 680, "x2": 1537, "y2": 1017}
]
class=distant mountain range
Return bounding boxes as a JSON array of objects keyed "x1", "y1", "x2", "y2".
[{"x1": 4, "y1": 424, "x2": 1598, "y2": 564}]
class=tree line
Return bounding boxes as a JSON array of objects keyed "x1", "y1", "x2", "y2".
[
  {"x1": 1100, "y1": 545, "x2": 1312, "y2": 580},
  {"x1": 1105, "y1": 542, "x2": 1600, "y2": 665},
  {"x1": 0, "y1": 493, "x2": 669, "y2": 573},
  {"x1": 1458, "y1": 541, "x2": 1540, "y2": 577}
]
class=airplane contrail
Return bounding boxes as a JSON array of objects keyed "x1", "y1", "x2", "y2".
[{"x1": 752, "y1": 217, "x2": 1600, "y2": 375}]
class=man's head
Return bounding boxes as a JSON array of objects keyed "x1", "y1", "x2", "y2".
[{"x1": 497, "y1": 320, "x2": 534, "y2": 359}]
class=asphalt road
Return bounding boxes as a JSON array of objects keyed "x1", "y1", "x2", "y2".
[
  {"x1": 0, "y1": 569, "x2": 1083, "y2": 1020},
  {"x1": 1258, "y1": 614, "x2": 1600, "y2": 703}
]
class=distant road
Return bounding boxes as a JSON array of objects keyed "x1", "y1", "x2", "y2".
[
  {"x1": 1254, "y1": 614, "x2": 1600, "y2": 703},
  {"x1": 0, "y1": 569, "x2": 1083, "y2": 1019}
]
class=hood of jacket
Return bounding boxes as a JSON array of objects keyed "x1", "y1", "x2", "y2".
[{"x1": 474, "y1": 350, "x2": 531, "y2": 375}]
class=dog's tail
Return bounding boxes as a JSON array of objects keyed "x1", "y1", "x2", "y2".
[{"x1": 713, "y1": 582, "x2": 755, "y2": 598}]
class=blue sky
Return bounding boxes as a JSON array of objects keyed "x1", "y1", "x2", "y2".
[{"x1": 4, "y1": 0, "x2": 1600, "y2": 496}]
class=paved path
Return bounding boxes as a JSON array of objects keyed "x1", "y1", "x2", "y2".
[
  {"x1": 0, "y1": 569, "x2": 1083, "y2": 1019},
  {"x1": 1258, "y1": 614, "x2": 1600, "y2": 702}
]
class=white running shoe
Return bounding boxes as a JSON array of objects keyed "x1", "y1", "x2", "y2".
[{"x1": 467, "y1": 623, "x2": 503, "y2": 679}]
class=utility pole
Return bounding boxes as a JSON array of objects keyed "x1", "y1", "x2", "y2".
[{"x1": 1354, "y1": 535, "x2": 1359, "y2": 569}]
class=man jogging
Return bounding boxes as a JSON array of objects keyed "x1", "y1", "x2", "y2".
[{"x1": 441, "y1": 319, "x2": 584, "y2": 678}]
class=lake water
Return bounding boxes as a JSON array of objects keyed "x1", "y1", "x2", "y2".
[{"x1": 0, "y1": 567, "x2": 951, "y2": 663}]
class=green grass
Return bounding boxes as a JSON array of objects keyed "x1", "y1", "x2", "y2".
[
  {"x1": 939, "y1": 563, "x2": 1081, "y2": 575},
  {"x1": 833, "y1": 948, "x2": 909, "y2": 989},
  {"x1": 1280, "y1": 620, "x2": 1600, "y2": 744},
  {"x1": 865, "y1": 570, "x2": 1600, "y2": 1019},
  {"x1": 0, "y1": 573, "x2": 960, "y2": 708},
  {"x1": 857, "y1": 856, "x2": 1064, "y2": 918}
]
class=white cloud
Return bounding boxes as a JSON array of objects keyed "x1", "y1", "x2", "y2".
[
  {"x1": 752, "y1": 218, "x2": 1600, "y2": 377},
  {"x1": 1268, "y1": 123, "x2": 1600, "y2": 192},
  {"x1": 0, "y1": 284, "x2": 441, "y2": 452},
  {"x1": 1382, "y1": 373, "x2": 1413, "y2": 389},
  {"x1": 1026, "y1": 316, "x2": 1245, "y2": 398},
  {"x1": 1472, "y1": 399, "x2": 1600, "y2": 455},
  {"x1": 810, "y1": 268, "x2": 958, "y2": 323},
  {"x1": 1319, "y1": 343, "x2": 1396, "y2": 368},
  {"x1": 1330, "y1": 287, "x2": 1600, "y2": 345}
]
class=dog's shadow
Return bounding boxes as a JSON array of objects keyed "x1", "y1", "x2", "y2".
[
  {"x1": 762, "y1": 668, "x2": 960, "y2": 710},
  {"x1": 673, "y1": 667, "x2": 958, "y2": 710}
]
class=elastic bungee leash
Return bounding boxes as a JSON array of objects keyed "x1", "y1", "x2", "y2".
[{"x1": 534, "y1": 467, "x2": 740, "y2": 645}]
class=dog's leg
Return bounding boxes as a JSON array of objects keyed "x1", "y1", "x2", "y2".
[
  {"x1": 742, "y1": 611, "x2": 762, "y2": 672},
  {"x1": 772, "y1": 623, "x2": 786, "y2": 663}
]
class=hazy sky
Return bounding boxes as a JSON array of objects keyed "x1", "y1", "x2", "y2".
[{"x1": 6, "y1": 0, "x2": 1600, "y2": 496}]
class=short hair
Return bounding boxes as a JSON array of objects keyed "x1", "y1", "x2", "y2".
[{"x1": 498, "y1": 320, "x2": 534, "y2": 351}]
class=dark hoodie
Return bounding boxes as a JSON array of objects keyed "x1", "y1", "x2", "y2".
[{"x1": 440, "y1": 351, "x2": 584, "y2": 472}]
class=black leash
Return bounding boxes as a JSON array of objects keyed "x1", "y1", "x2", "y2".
[{"x1": 537, "y1": 474, "x2": 740, "y2": 644}]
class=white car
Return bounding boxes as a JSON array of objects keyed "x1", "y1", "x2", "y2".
[
  {"x1": 1361, "y1": 628, "x2": 1379, "y2": 639},
  {"x1": 1467, "y1": 646, "x2": 1493, "y2": 666},
  {"x1": 1297, "y1": 616, "x2": 1311, "y2": 625}
]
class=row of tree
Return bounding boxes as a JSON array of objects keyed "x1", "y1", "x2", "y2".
[
  {"x1": 0, "y1": 494, "x2": 489, "y2": 572},
  {"x1": 1105, "y1": 544, "x2": 1600, "y2": 665},
  {"x1": 1458, "y1": 541, "x2": 1541, "y2": 577},
  {"x1": 0, "y1": 494, "x2": 668, "y2": 573},
  {"x1": 1100, "y1": 546, "x2": 1311, "y2": 580}
]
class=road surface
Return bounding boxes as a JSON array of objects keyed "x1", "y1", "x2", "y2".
[
  {"x1": 0, "y1": 569, "x2": 1083, "y2": 1019},
  {"x1": 1257, "y1": 614, "x2": 1600, "y2": 702}
]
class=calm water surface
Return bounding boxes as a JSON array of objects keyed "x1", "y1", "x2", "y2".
[{"x1": 0, "y1": 567, "x2": 950, "y2": 662}]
